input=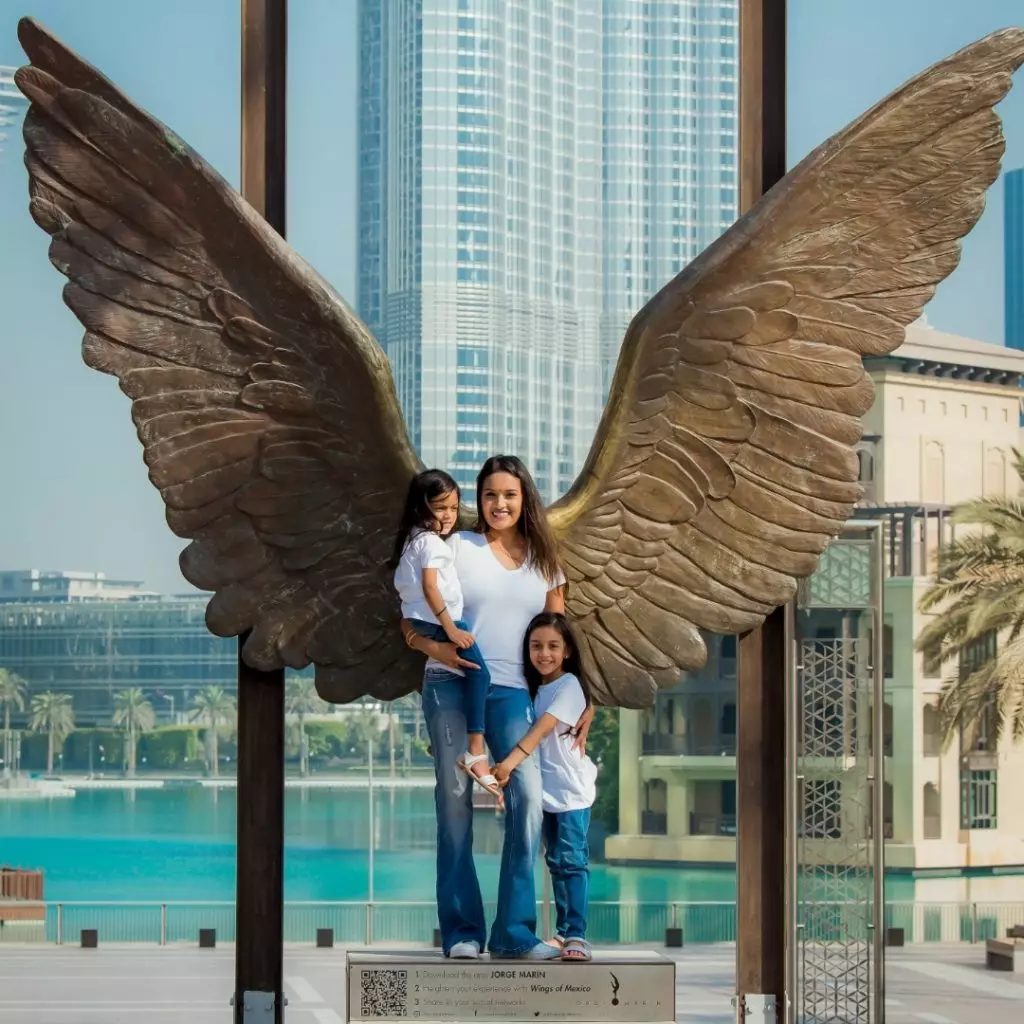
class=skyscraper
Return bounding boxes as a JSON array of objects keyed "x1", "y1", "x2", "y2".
[
  {"x1": 1, "y1": 66, "x2": 28, "y2": 165},
  {"x1": 1007, "y1": 168, "x2": 1024, "y2": 351},
  {"x1": 358, "y1": 1, "x2": 739, "y2": 499}
]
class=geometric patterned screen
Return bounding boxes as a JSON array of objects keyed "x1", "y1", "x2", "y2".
[
  {"x1": 801, "y1": 540, "x2": 874, "y2": 610},
  {"x1": 795, "y1": 635, "x2": 878, "y2": 1024}
]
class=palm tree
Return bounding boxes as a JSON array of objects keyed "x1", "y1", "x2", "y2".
[
  {"x1": 0, "y1": 669, "x2": 27, "y2": 778},
  {"x1": 189, "y1": 686, "x2": 236, "y2": 777},
  {"x1": 285, "y1": 676, "x2": 326, "y2": 775},
  {"x1": 29, "y1": 691, "x2": 75, "y2": 774},
  {"x1": 917, "y1": 451, "x2": 1024, "y2": 745},
  {"x1": 112, "y1": 688, "x2": 156, "y2": 776}
]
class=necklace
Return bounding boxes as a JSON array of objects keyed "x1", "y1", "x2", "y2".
[{"x1": 490, "y1": 535, "x2": 526, "y2": 567}]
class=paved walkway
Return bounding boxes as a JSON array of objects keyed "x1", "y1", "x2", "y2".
[{"x1": 0, "y1": 943, "x2": 1019, "y2": 1022}]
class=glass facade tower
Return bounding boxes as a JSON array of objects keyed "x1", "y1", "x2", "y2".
[
  {"x1": 358, "y1": 1, "x2": 738, "y2": 499},
  {"x1": 1, "y1": 65, "x2": 28, "y2": 166},
  {"x1": 1007, "y1": 169, "x2": 1024, "y2": 351}
]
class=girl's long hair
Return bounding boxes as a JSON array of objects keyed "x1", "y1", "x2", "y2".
[
  {"x1": 387, "y1": 469, "x2": 461, "y2": 569},
  {"x1": 522, "y1": 612, "x2": 593, "y2": 707},
  {"x1": 475, "y1": 455, "x2": 561, "y2": 583}
]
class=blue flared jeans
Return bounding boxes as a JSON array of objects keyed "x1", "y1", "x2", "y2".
[
  {"x1": 422, "y1": 669, "x2": 543, "y2": 956},
  {"x1": 542, "y1": 807, "x2": 591, "y2": 940}
]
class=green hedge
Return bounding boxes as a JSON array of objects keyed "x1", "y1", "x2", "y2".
[
  {"x1": 63, "y1": 729, "x2": 126, "y2": 770},
  {"x1": 303, "y1": 721, "x2": 351, "y2": 760},
  {"x1": 138, "y1": 726, "x2": 202, "y2": 769},
  {"x1": 17, "y1": 732, "x2": 50, "y2": 771}
]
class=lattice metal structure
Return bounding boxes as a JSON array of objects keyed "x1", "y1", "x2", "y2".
[{"x1": 787, "y1": 525, "x2": 885, "y2": 1024}]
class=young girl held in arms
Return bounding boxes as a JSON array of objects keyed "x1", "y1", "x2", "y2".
[
  {"x1": 390, "y1": 470, "x2": 501, "y2": 797},
  {"x1": 493, "y1": 612, "x2": 597, "y2": 961}
]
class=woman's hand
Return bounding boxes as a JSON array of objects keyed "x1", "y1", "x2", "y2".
[
  {"x1": 572, "y1": 704, "x2": 596, "y2": 755},
  {"x1": 402, "y1": 620, "x2": 480, "y2": 671},
  {"x1": 493, "y1": 760, "x2": 514, "y2": 786},
  {"x1": 434, "y1": 642, "x2": 481, "y2": 672}
]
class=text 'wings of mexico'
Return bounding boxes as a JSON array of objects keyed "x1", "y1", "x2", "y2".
[{"x1": 14, "y1": 17, "x2": 1024, "y2": 707}]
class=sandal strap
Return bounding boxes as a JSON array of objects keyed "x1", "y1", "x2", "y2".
[{"x1": 461, "y1": 752, "x2": 489, "y2": 768}]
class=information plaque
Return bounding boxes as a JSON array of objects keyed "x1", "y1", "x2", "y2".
[{"x1": 346, "y1": 949, "x2": 675, "y2": 1023}]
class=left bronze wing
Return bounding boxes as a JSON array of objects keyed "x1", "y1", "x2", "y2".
[
  {"x1": 15, "y1": 18, "x2": 423, "y2": 702},
  {"x1": 550, "y1": 28, "x2": 1024, "y2": 707}
]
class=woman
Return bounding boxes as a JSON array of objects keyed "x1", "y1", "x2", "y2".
[{"x1": 402, "y1": 455, "x2": 592, "y2": 960}]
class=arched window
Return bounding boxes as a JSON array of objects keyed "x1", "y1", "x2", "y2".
[
  {"x1": 923, "y1": 783, "x2": 941, "y2": 839},
  {"x1": 985, "y1": 448, "x2": 1006, "y2": 498},
  {"x1": 642, "y1": 779, "x2": 668, "y2": 835},
  {"x1": 923, "y1": 442, "x2": 944, "y2": 504},
  {"x1": 922, "y1": 703, "x2": 941, "y2": 756}
]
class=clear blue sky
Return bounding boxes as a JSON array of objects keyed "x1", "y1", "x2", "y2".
[{"x1": 0, "y1": 0, "x2": 1021, "y2": 593}]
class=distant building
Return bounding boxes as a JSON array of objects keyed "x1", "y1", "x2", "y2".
[
  {"x1": 0, "y1": 65, "x2": 26, "y2": 165},
  {"x1": 0, "y1": 569, "x2": 155, "y2": 604},
  {"x1": 607, "y1": 323, "x2": 1024, "y2": 872},
  {"x1": 1007, "y1": 168, "x2": 1024, "y2": 351},
  {"x1": 358, "y1": 0, "x2": 738, "y2": 500},
  {"x1": 0, "y1": 592, "x2": 235, "y2": 723}
]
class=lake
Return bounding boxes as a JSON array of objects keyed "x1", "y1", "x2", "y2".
[{"x1": 0, "y1": 784, "x2": 737, "y2": 904}]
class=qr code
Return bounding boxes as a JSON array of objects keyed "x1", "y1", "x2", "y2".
[{"x1": 360, "y1": 968, "x2": 408, "y2": 1018}]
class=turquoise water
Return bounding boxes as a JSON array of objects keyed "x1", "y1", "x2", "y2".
[{"x1": 0, "y1": 786, "x2": 737, "y2": 904}]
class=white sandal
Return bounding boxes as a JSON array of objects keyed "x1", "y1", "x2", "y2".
[{"x1": 458, "y1": 752, "x2": 503, "y2": 799}]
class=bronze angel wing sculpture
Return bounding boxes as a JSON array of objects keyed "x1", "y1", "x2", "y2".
[{"x1": 14, "y1": 17, "x2": 1024, "y2": 707}]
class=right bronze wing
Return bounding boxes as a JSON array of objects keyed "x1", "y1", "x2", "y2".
[
  {"x1": 550, "y1": 28, "x2": 1024, "y2": 707},
  {"x1": 16, "y1": 18, "x2": 422, "y2": 701}
]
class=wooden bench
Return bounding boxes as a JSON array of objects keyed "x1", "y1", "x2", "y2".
[
  {"x1": 0, "y1": 901, "x2": 45, "y2": 923},
  {"x1": 985, "y1": 938, "x2": 1023, "y2": 972},
  {"x1": 1007, "y1": 924, "x2": 1024, "y2": 939}
]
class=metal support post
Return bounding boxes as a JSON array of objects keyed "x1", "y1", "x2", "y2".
[
  {"x1": 736, "y1": 2, "x2": 787, "y2": 1021},
  {"x1": 233, "y1": 7, "x2": 287, "y2": 1021},
  {"x1": 870, "y1": 523, "x2": 887, "y2": 1024}
]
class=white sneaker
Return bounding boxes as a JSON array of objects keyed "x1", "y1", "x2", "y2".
[{"x1": 448, "y1": 940, "x2": 481, "y2": 959}]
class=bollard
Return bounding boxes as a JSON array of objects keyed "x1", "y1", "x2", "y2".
[
  {"x1": 199, "y1": 928, "x2": 216, "y2": 948},
  {"x1": 432, "y1": 928, "x2": 442, "y2": 949},
  {"x1": 317, "y1": 928, "x2": 334, "y2": 948},
  {"x1": 81, "y1": 929, "x2": 98, "y2": 948},
  {"x1": 665, "y1": 927, "x2": 684, "y2": 948}
]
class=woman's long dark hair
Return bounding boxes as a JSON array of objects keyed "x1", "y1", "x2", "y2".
[
  {"x1": 387, "y1": 469, "x2": 461, "y2": 569},
  {"x1": 522, "y1": 612, "x2": 593, "y2": 707},
  {"x1": 475, "y1": 455, "x2": 561, "y2": 584}
]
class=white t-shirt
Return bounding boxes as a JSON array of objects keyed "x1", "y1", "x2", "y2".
[
  {"x1": 534, "y1": 672, "x2": 597, "y2": 813},
  {"x1": 394, "y1": 530, "x2": 463, "y2": 624},
  {"x1": 424, "y1": 531, "x2": 565, "y2": 690}
]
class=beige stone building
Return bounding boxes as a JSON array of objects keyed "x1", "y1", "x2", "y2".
[{"x1": 606, "y1": 322, "x2": 1024, "y2": 871}]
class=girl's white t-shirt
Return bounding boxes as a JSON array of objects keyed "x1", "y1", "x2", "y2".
[
  {"x1": 393, "y1": 530, "x2": 462, "y2": 624},
  {"x1": 424, "y1": 531, "x2": 565, "y2": 690},
  {"x1": 533, "y1": 672, "x2": 597, "y2": 813}
]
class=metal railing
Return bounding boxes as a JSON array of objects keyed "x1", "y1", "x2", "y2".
[
  {"x1": 689, "y1": 813, "x2": 737, "y2": 836},
  {"x1": 1, "y1": 900, "x2": 1022, "y2": 948},
  {"x1": 641, "y1": 732, "x2": 737, "y2": 757},
  {"x1": 0, "y1": 900, "x2": 736, "y2": 946}
]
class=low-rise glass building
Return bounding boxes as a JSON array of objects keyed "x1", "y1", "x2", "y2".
[{"x1": 0, "y1": 596, "x2": 235, "y2": 724}]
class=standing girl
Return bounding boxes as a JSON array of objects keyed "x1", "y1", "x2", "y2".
[
  {"x1": 390, "y1": 469, "x2": 500, "y2": 797},
  {"x1": 492, "y1": 612, "x2": 597, "y2": 962}
]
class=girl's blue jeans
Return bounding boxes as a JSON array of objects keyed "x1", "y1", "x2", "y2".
[
  {"x1": 409, "y1": 620, "x2": 489, "y2": 734},
  {"x1": 542, "y1": 807, "x2": 591, "y2": 941},
  {"x1": 422, "y1": 669, "x2": 542, "y2": 956}
]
